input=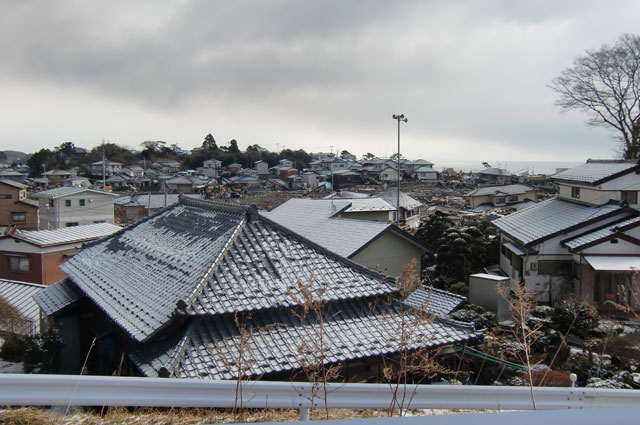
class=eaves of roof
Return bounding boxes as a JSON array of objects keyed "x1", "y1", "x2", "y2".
[
  {"x1": 561, "y1": 215, "x2": 640, "y2": 252},
  {"x1": 514, "y1": 207, "x2": 633, "y2": 248},
  {"x1": 552, "y1": 164, "x2": 640, "y2": 186}
]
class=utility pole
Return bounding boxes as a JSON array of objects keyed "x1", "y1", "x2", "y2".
[
  {"x1": 392, "y1": 114, "x2": 408, "y2": 225},
  {"x1": 102, "y1": 150, "x2": 106, "y2": 191}
]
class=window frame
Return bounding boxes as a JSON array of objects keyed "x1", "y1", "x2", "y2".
[
  {"x1": 11, "y1": 212, "x2": 27, "y2": 223},
  {"x1": 571, "y1": 187, "x2": 581, "y2": 199},
  {"x1": 8, "y1": 255, "x2": 29, "y2": 273}
]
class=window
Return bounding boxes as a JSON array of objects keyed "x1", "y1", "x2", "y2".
[
  {"x1": 65, "y1": 199, "x2": 71, "y2": 207},
  {"x1": 8, "y1": 256, "x2": 29, "y2": 273},
  {"x1": 495, "y1": 197, "x2": 506, "y2": 204},
  {"x1": 11, "y1": 212, "x2": 26, "y2": 222},
  {"x1": 571, "y1": 187, "x2": 581, "y2": 199},
  {"x1": 65, "y1": 222, "x2": 79, "y2": 227},
  {"x1": 538, "y1": 260, "x2": 572, "y2": 276},
  {"x1": 79, "y1": 199, "x2": 86, "y2": 206},
  {"x1": 621, "y1": 191, "x2": 638, "y2": 205},
  {"x1": 508, "y1": 195, "x2": 519, "y2": 202},
  {"x1": 93, "y1": 220, "x2": 106, "y2": 224},
  {"x1": 0, "y1": 194, "x2": 11, "y2": 199},
  {"x1": 48, "y1": 199, "x2": 54, "y2": 208}
]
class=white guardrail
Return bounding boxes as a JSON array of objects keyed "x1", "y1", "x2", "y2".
[{"x1": 1, "y1": 374, "x2": 639, "y2": 412}]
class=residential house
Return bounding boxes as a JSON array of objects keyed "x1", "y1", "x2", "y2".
[
  {"x1": 226, "y1": 162, "x2": 242, "y2": 174},
  {"x1": 90, "y1": 160, "x2": 122, "y2": 177},
  {"x1": 414, "y1": 166, "x2": 439, "y2": 182},
  {"x1": 165, "y1": 176, "x2": 204, "y2": 193},
  {"x1": 33, "y1": 198, "x2": 481, "y2": 377},
  {"x1": 301, "y1": 171, "x2": 320, "y2": 189},
  {"x1": 151, "y1": 161, "x2": 181, "y2": 174},
  {"x1": 380, "y1": 166, "x2": 401, "y2": 182},
  {"x1": 254, "y1": 160, "x2": 269, "y2": 177},
  {"x1": 0, "y1": 180, "x2": 39, "y2": 229},
  {"x1": 405, "y1": 159, "x2": 435, "y2": 175},
  {"x1": 0, "y1": 279, "x2": 45, "y2": 335},
  {"x1": 493, "y1": 159, "x2": 640, "y2": 307},
  {"x1": 264, "y1": 198, "x2": 432, "y2": 276},
  {"x1": 33, "y1": 187, "x2": 119, "y2": 230},
  {"x1": 311, "y1": 152, "x2": 335, "y2": 162},
  {"x1": 42, "y1": 169, "x2": 73, "y2": 187},
  {"x1": 0, "y1": 169, "x2": 27, "y2": 183},
  {"x1": 324, "y1": 193, "x2": 396, "y2": 223},
  {"x1": 464, "y1": 184, "x2": 536, "y2": 210},
  {"x1": 0, "y1": 223, "x2": 120, "y2": 285},
  {"x1": 378, "y1": 190, "x2": 423, "y2": 228},
  {"x1": 122, "y1": 166, "x2": 145, "y2": 178},
  {"x1": 202, "y1": 159, "x2": 223, "y2": 178},
  {"x1": 472, "y1": 167, "x2": 513, "y2": 185}
]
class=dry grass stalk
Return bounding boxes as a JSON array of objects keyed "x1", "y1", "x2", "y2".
[
  {"x1": 381, "y1": 260, "x2": 451, "y2": 416},
  {"x1": 288, "y1": 276, "x2": 341, "y2": 420},
  {"x1": 497, "y1": 283, "x2": 543, "y2": 409}
]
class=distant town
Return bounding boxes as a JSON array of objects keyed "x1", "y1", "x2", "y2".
[{"x1": 1, "y1": 135, "x2": 640, "y2": 403}]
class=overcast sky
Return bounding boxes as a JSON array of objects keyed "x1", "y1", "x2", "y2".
[{"x1": 1, "y1": 0, "x2": 639, "y2": 163}]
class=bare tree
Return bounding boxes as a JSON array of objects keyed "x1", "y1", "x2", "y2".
[{"x1": 550, "y1": 34, "x2": 640, "y2": 159}]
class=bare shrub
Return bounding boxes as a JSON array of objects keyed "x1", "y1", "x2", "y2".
[{"x1": 523, "y1": 369, "x2": 572, "y2": 387}]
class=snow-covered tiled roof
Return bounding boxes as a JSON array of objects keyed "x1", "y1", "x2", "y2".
[
  {"x1": 493, "y1": 197, "x2": 624, "y2": 246},
  {"x1": 131, "y1": 298, "x2": 481, "y2": 380},
  {"x1": 552, "y1": 160, "x2": 639, "y2": 184},
  {"x1": 404, "y1": 287, "x2": 466, "y2": 317},
  {"x1": 32, "y1": 278, "x2": 82, "y2": 317}
]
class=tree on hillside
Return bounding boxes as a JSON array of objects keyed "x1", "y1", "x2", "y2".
[
  {"x1": 87, "y1": 142, "x2": 137, "y2": 165},
  {"x1": 550, "y1": 34, "x2": 640, "y2": 159},
  {"x1": 26, "y1": 149, "x2": 65, "y2": 177},
  {"x1": 202, "y1": 133, "x2": 219, "y2": 151},
  {"x1": 54, "y1": 142, "x2": 76, "y2": 161}
]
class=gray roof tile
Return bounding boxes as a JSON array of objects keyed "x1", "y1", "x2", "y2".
[
  {"x1": 132, "y1": 298, "x2": 481, "y2": 380},
  {"x1": 493, "y1": 197, "x2": 623, "y2": 245},
  {"x1": 404, "y1": 287, "x2": 467, "y2": 317},
  {"x1": 60, "y1": 202, "x2": 246, "y2": 342},
  {"x1": 552, "y1": 160, "x2": 639, "y2": 184},
  {"x1": 32, "y1": 278, "x2": 82, "y2": 317},
  {"x1": 187, "y1": 221, "x2": 395, "y2": 316}
]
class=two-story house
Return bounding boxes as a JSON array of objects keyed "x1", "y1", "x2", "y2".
[
  {"x1": 90, "y1": 160, "x2": 123, "y2": 177},
  {"x1": 465, "y1": 184, "x2": 536, "y2": 210},
  {"x1": 0, "y1": 180, "x2": 39, "y2": 229},
  {"x1": 33, "y1": 187, "x2": 119, "y2": 230},
  {"x1": 0, "y1": 223, "x2": 120, "y2": 285},
  {"x1": 493, "y1": 159, "x2": 640, "y2": 308}
]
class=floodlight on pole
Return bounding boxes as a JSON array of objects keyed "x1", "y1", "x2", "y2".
[{"x1": 392, "y1": 114, "x2": 407, "y2": 225}]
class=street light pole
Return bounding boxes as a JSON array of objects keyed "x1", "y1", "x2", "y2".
[{"x1": 392, "y1": 114, "x2": 407, "y2": 225}]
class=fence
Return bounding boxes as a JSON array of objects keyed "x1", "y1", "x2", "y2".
[{"x1": 1, "y1": 373, "x2": 639, "y2": 418}]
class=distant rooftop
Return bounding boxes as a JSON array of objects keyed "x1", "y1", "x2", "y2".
[
  {"x1": 552, "y1": 159, "x2": 640, "y2": 185},
  {"x1": 12, "y1": 222, "x2": 121, "y2": 247},
  {"x1": 466, "y1": 184, "x2": 534, "y2": 197}
]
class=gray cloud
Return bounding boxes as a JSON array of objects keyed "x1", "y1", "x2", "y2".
[{"x1": 1, "y1": 0, "x2": 639, "y2": 160}]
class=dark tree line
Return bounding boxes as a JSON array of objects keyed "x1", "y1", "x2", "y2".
[{"x1": 24, "y1": 134, "x2": 314, "y2": 177}]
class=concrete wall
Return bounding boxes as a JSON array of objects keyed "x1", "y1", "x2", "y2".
[
  {"x1": 351, "y1": 230, "x2": 423, "y2": 277},
  {"x1": 469, "y1": 274, "x2": 512, "y2": 320}
]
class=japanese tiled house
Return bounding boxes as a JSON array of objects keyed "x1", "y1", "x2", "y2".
[{"x1": 35, "y1": 198, "x2": 482, "y2": 379}]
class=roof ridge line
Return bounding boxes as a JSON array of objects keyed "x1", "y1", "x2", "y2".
[
  {"x1": 179, "y1": 196, "x2": 247, "y2": 215},
  {"x1": 257, "y1": 212, "x2": 397, "y2": 284},
  {"x1": 175, "y1": 216, "x2": 247, "y2": 312}
]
